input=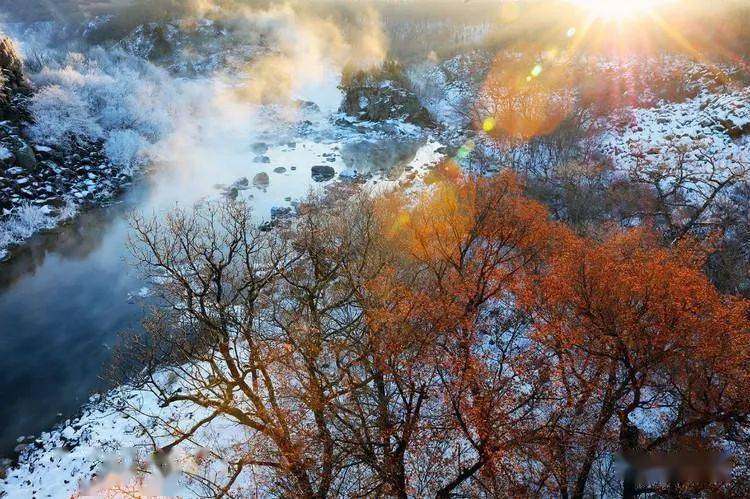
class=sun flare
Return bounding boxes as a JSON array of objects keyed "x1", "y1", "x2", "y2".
[{"x1": 570, "y1": 0, "x2": 671, "y2": 21}]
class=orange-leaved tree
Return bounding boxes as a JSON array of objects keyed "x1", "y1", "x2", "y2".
[
  {"x1": 118, "y1": 164, "x2": 750, "y2": 497},
  {"x1": 514, "y1": 228, "x2": 750, "y2": 497},
  {"x1": 365, "y1": 167, "x2": 561, "y2": 496}
]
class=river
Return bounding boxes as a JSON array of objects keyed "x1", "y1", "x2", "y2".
[{"x1": 0, "y1": 76, "x2": 440, "y2": 456}]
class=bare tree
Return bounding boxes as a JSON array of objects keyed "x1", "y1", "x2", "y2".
[
  {"x1": 110, "y1": 172, "x2": 750, "y2": 498},
  {"x1": 114, "y1": 194, "x2": 455, "y2": 498},
  {"x1": 629, "y1": 141, "x2": 750, "y2": 244},
  {"x1": 117, "y1": 200, "x2": 363, "y2": 497}
]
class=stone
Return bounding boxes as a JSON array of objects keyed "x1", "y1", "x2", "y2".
[
  {"x1": 295, "y1": 100, "x2": 320, "y2": 113},
  {"x1": 0, "y1": 36, "x2": 31, "y2": 114},
  {"x1": 270, "y1": 206, "x2": 292, "y2": 218},
  {"x1": 13, "y1": 141, "x2": 37, "y2": 170},
  {"x1": 252, "y1": 172, "x2": 270, "y2": 187},
  {"x1": 338, "y1": 169, "x2": 360, "y2": 181},
  {"x1": 311, "y1": 165, "x2": 335, "y2": 182},
  {"x1": 0, "y1": 145, "x2": 12, "y2": 163},
  {"x1": 45, "y1": 196, "x2": 66, "y2": 208},
  {"x1": 232, "y1": 177, "x2": 249, "y2": 189},
  {"x1": 339, "y1": 64, "x2": 435, "y2": 128}
]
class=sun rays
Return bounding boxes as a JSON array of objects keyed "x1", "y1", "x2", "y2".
[
  {"x1": 569, "y1": 0, "x2": 674, "y2": 22},
  {"x1": 467, "y1": 0, "x2": 747, "y2": 147}
]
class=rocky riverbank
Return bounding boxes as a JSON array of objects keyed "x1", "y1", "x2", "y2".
[{"x1": 0, "y1": 35, "x2": 139, "y2": 261}]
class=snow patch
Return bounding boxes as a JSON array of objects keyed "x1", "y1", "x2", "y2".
[{"x1": 0, "y1": 145, "x2": 12, "y2": 161}]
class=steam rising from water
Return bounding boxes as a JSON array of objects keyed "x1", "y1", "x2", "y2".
[
  {"x1": 207, "y1": 2, "x2": 387, "y2": 105},
  {"x1": 13, "y1": 0, "x2": 388, "y2": 185},
  {"x1": 0, "y1": 0, "x2": 389, "y2": 258},
  {"x1": 143, "y1": 2, "x2": 387, "y2": 208}
]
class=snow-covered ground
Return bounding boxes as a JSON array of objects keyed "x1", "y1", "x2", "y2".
[
  {"x1": 415, "y1": 50, "x2": 750, "y2": 192},
  {"x1": 3, "y1": 380, "x2": 250, "y2": 497},
  {"x1": 600, "y1": 88, "x2": 750, "y2": 173}
]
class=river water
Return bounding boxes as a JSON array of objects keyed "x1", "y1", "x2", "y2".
[{"x1": 0, "y1": 73, "x2": 440, "y2": 456}]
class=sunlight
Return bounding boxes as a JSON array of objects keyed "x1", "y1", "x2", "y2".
[{"x1": 570, "y1": 0, "x2": 671, "y2": 21}]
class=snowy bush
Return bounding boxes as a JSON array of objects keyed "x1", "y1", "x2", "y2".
[
  {"x1": 0, "y1": 226, "x2": 18, "y2": 256},
  {"x1": 104, "y1": 129, "x2": 147, "y2": 171},
  {"x1": 58, "y1": 196, "x2": 79, "y2": 221},
  {"x1": 29, "y1": 84, "x2": 103, "y2": 145},
  {"x1": 27, "y1": 46, "x2": 182, "y2": 169},
  {"x1": 0, "y1": 202, "x2": 57, "y2": 256},
  {"x1": 0, "y1": 199, "x2": 79, "y2": 256},
  {"x1": 8, "y1": 202, "x2": 53, "y2": 238}
]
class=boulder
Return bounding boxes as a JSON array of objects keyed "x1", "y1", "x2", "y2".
[
  {"x1": 341, "y1": 84, "x2": 434, "y2": 127},
  {"x1": 339, "y1": 63, "x2": 435, "y2": 128},
  {"x1": 232, "y1": 176, "x2": 249, "y2": 189},
  {"x1": 311, "y1": 165, "x2": 335, "y2": 182},
  {"x1": 0, "y1": 36, "x2": 30, "y2": 101},
  {"x1": 253, "y1": 172, "x2": 270, "y2": 187},
  {"x1": 270, "y1": 206, "x2": 292, "y2": 219},
  {"x1": 45, "y1": 196, "x2": 66, "y2": 209},
  {"x1": 0, "y1": 36, "x2": 31, "y2": 122},
  {"x1": 295, "y1": 100, "x2": 320, "y2": 113},
  {"x1": 13, "y1": 141, "x2": 38, "y2": 171}
]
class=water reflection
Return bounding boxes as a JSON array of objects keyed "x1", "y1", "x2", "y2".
[
  {"x1": 341, "y1": 137, "x2": 427, "y2": 179},
  {"x1": 0, "y1": 195, "x2": 142, "y2": 289},
  {"x1": 0, "y1": 190, "x2": 145, "y2": 457}
]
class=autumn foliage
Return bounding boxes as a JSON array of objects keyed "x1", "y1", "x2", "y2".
[
  {"x1": 515, "y1": 228, "x2": 750, "y2": 497},
  {"x1": 123, "y1": 168, "x2": 750, "y2": 497},
  {"x1": 363, "y1": 169, "x2": 750, "y2": 497}
]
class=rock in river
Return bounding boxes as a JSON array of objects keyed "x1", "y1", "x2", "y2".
[
  {"x1": 311, "y1": 165, "x2": 335, "y2": 182},
  {"x1": 271, "y1": 206, "x2": 292, "y2": 219},
  {"x1": 232, "y1": 176, "x2": 249, "y2": 189},
  {"x1": 253, "y1": 172, "x2": 270, "y2": 188}
]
